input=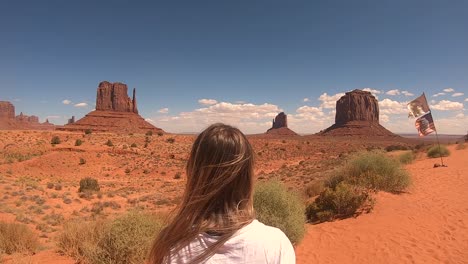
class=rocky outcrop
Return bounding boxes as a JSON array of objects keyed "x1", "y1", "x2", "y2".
[
  {"x1": 335, "y1": 90, "x2": 379, "y2": 125},
  {"x1": 0, "y1": 101, "x2": 55, "y2": 130},
  {"x1": 96, "y1": 81, "x2": 138, "y2": 113},
  {"x1": 266, "y1": 112, "x2": 298, "y2": 136},
  {"x1": 68, "y1": 116, "x2": 75, "y2": 124},
  {"x1": 320, "y1": 89, "x2": 396, "y2": 137},
  {"x1": 60, "y1": 81, "x2": 163, "y2": 134},
  {"x1": 0, "y1": 101, "x2": 15, "y2": 120}
]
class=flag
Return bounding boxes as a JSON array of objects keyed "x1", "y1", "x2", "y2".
[
  {"x1": 415, "y1": 112, "x2": 436, "y2": 137},
  {"x1": 407, "y1": 93, "x2": 430, "y2": 118}
]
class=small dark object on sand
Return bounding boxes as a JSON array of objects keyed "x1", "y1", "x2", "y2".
[{"x1": 433, "y1": 163, "x2": 448, "y2": 168}]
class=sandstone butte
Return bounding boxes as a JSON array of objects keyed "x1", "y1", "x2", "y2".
[
  {"x1": 59, "y1": 81, "x2": 164, "y2": 134},
  {"x1": 0, "y1": 101, "x2": 55, "y2": 130},
  {"x1": 265, "y1": 112, "x2": 299, "y2": 136},
  {"x1": 319, "y1": 89, "x2": 397, "y2": 137}
]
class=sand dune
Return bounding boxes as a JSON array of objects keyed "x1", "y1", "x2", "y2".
[{"x1": 296, "y1": 145, "x2": 468, "y2": 264}]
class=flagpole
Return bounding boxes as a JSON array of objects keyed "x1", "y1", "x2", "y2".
[{"x1": 433, "y1": 126, "x2": 445, "y2": 166}]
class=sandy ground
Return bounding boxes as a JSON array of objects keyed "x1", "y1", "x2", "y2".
[{"x1": 296, "y1": 145, "x2": 468, "y2": 264}]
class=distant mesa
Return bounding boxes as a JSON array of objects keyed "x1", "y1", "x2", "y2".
[
  {"x1": 319, "y1": 89, "x2": 397, "y2": 137},
  {"x1": 0, "y1": 101, "x2": 55, "y2": 130},
  {"x1": 266, "y1": 112, "x2": 298, "y2": 136},
  {"x1": 59, "y1": 81, "x2": 164, "y2": 134}
]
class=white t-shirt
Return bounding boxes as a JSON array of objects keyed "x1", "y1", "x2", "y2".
[{"x1": 170, "y1": 219, "x2": 296, "y2": 264}]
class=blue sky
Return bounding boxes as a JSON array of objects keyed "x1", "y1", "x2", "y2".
[{"x1": 1, "y1": 0, "x2": 467, "y2": 134}]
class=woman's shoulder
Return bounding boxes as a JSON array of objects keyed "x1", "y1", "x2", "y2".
[{"x1": 233, "y1": 219, "x2": 291, "y2": 244}]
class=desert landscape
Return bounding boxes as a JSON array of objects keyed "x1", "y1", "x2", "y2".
[{"x1": 1, "y1": 84, "x2": 467, "y2": 263}]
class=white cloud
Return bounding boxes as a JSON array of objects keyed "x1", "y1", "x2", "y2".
[
  {"x1": 62, "y1": 99, "x2": 72, "y2": 105},
  {"x1": 452, "y1": 93, "x2": 464, "y2": 97},
  {"x1": 379, "y1": 98, "x2": 408, "y2": 114},
  {"x1": 296, "y1": 106, "x2": 324, "y2": 116},
  {"x1": 158, "y1": 108, "x2": 169, "y2": 114},
  {"x1": 318, "y1": 92, "x2": 345, "y2": 109},
  {"x1": 380, "y1": 114, "x2": 390, "y2": 123},
  {"x1": 74, "y1": 102, "x2": 88, "y2": 108},
  {"x1": 198, "y1": 99, "x2": 218, "y2": 105},
  {"x1": 465, "y1": 98, "x2": 468, "y2": 102},
  {"x1": 433, "y1": 93, "x2": 445, "y2": 97},
  {"x1": 455, "y1": 113, "x2": 465, "y2": 119},
  {"x1": 362, "y1": 88, "x2": 382, "y2": 95},
  {"x1": 303, "y1": 98, "x2": 310, "y2": 102},
  {"x1": 401, "y1": 91, "x2": 414, "y2": 96},
  {"x1": 386, "y1": 89, "x2": 400, "y2": 96},
  {"x1": 150, "y1": 101, "x2": 282, "y2": 134},
  {"x1": 443, "y1": 88, "x2": 454, "y2": 93},
  {"x1": 431, "y1": 100, "x2": 464, "y2": 111}
]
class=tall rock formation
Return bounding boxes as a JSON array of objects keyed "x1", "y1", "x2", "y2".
[
  {"x1": 320, "y1": 89, "x2": 396, "y2": 137},
  {"x1": 266, "y1": 112, "x2": 298, "y2": 136},
  {"x1": 0, "y1": 101, "x2": 54, "y2": 130},
  {"x1": 60, "y1": 81, "x2": 163, "y2": 134},
  {"x1": 96, "y1": 81, "x2": 138, "y2": 113},
  {"x1": 0, "y1": 101, "x2": 15, "y2": 120}
]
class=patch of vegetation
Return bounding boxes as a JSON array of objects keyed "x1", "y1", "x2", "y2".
[
  {"x1": 84, "y1": 129, "x2": 92, "y2": 135},
  {"x1": 78, "y1": 177, "x2": 100, "y2": 193},
  {"x1": 105, "y1": 139, "x2": 114, "y2": 147},
  {"x1": 254, "y1": 180, "x2": 305, "y2": 245},
  {"x1": 399, "y1": 151, "x2": 415, "y2": 164},
  {"x1": 385, "y1": 145, "x2": 409, "y2": 152},
  {"x1": 304, "y1": 181, "x2": 325, "y2": 198},
  {"x1": 157, "y1": 131, "x2": 164, "y2": 136},
  {"x1": 51, "y1": 136, "x2": 61, "y2": 145},
  {"x1": 79, "y1": 158, "x2": 86, "y2": 165},
  {"x1": 427, "y1": 145, "x2": 450, "y2": 158},
  {"x1": 166, "y1": 138, "x2": 175, "y2": 144},
  {"x1": 306, "y1": 182, "x2": 372, "y2": 223},
  {"x1": 145, "y1": 130, "x2": 153, "y2": 136},
  {"x1": 75, "y1": 139, "x2": 83, "y2": 146},
  {"x1": 130, "y1": 143, "x2": 137, "y2": 148},
  {"x1": 0, "y1": 221, "x2": 39, "y2": 255},
  {"x1": 57, "y1": 211, "x2": 164, "y2": 264},
  {"x1": 339, "y1": 151, "x2": 411, "y2": 193}
]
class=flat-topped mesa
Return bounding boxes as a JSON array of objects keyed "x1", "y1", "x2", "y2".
[
  {"x1": 320, "y1": 89, "x2": 396, "y2": 137},
  {"x1": 0, "y1": 101, "x2": 15, "y2": 120},
  {"x1": 335, "y1": 89, "x2": 379, "y2": 125},
  {"x1": 96, "y1": 81, "x2": 138, "y2": 113}
]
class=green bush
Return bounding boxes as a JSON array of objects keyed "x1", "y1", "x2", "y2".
[
  {"x1": 0, "y1": 221, "x2": 39, "y2": 254},
  {"x1": 304, "y1": 181, "x2": 325, "y2": 198},
  {"x1": 456, "y1": 142, "x2": 466, "y2": 150},
  {"x1": 427, "y1": 145, "x2": 450, "y2": 158},
  {"x1": 166, "y1": 138, "x2": 175, "y2": 144},
  {"x1": 340, "y1": 151, "x2": 411, "y2": 193},
  {"x1": 58, "y1": 212, "x2": 164, "y2": 264},
  {"x1": 145, "y1": 131, "x2": 153, "y2": 136},
  {"x1": 130, "y1": 143, "x2": 137, "y2": 148},
  {"x1": 306, "y1": 182, "x2": 371, "y2": 223},
  {"x1": 79, "y1": 177, "x2": 100, "y2": 193},
  {"x1": 84, "y1": 129, "x2": 92, "y2": 135},
  {"x1": 105, "y1": 140, "x2": 113, "y2": 147},
  {"x1": 51, "y1": 136, "x2": 61, "y2": 145},
  {"x1": 79, "y1": 158, "x2": 86, "y2": 165},
  {"x1": 75, "y1": 139, "x2": 83, "y2": 146},
  {"x1": 254, "y1": 181, "x2": 305, "y2": 245},
  {"x1": 399, "y1": 151, "x2": 415, "y2": 164}
]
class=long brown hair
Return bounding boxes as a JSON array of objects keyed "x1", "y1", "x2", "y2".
[{"x1": 149, "y1": 123, "x2": 255, "y2": 263}]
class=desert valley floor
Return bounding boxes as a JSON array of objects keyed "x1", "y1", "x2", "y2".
[{"x1": 0, "y1": 130, "x2": 466, "y2": 263}]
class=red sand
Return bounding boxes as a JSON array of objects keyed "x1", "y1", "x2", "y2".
[{"x1": 296, "y1": 145, "x2": 468, "y2": 263}]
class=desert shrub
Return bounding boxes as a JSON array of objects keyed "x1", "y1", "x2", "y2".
[
  {"x1": 79, "y1": 158, "x2": 86, "y2": 165},
  {"x1": 145, "y1": 130, "x2": 153, "y2": 136},
  {"x1": 254, "y1": 181, "x2": 305, "y2": 245},
  {"x1": 130, "y1": 143, "x2": 137, "y2": 148},
  {"x1": 306, "y1": 182, "x2": 371, "y2": 223},
  {"x1": 79, "y1": 177, "x2": 100, "y2": 193},
  {"x1": 385, "y1": 145, "x2": 408, "y2": 152},
  {"x1": 75, "y1": 139, "x2": 83, "y2": 146},
  {"x1": 427, "y1": 145, "x2": 450, "y2": 158},
  {"x1": 166, "y1": 138, "x2": 175, "y2": 143},
  {"x1": 173, "y1": 172, "x2": 182, "y2": 179},
  {"x1": 51, "y1": 136, "x2": 61, "y2": 145},
  {"x1": 399, "y1": 151, "x2": 415, "y2": 164},
  {"x1": 0, "y1": 221, "x2": 39, "y2": 254},
  {"x1": 58, "y1": 211, "x2": 164, "y2": 264},
  {"x1": 105, "y1": 140, "x2": 113, "y2": 147},
  {"x1": 84, "y1": 129, "x2": 92, "y2": 135},
  {"x1": 157, "y1": 131, "x2": 164, "y2": 136},
  {"x1": 339, "y1": 151, "x2": 411, "y2": 193}
]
